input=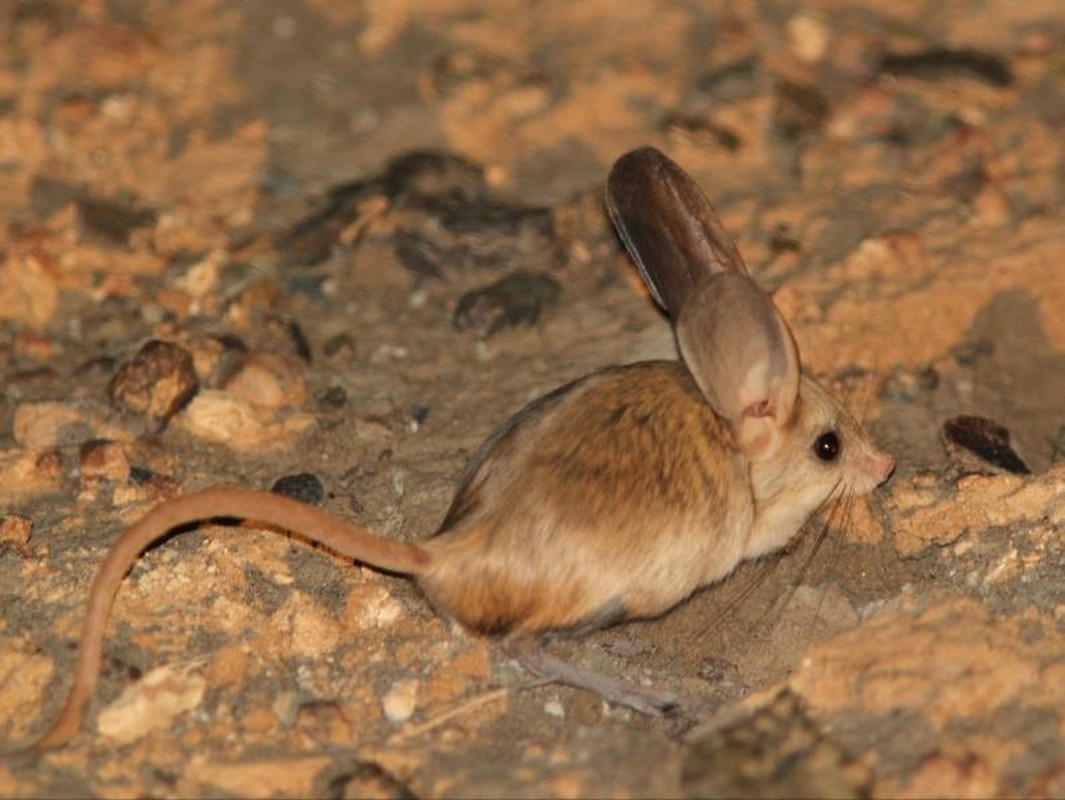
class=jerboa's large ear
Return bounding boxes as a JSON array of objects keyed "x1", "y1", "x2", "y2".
[
  {"x1": 606, "y1": 147, "x2": 747, "y2": 316},
  {"x1": 676, "y1": 272, "x2": 800, "y2": 459}
]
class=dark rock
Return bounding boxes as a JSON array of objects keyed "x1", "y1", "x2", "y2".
[
  {"x1": 453, "y1": 271, "x2": 562, "y2": 336},
  {"x1": 271, "y1": 472, "x2": 325, "y2": 506},
  {"x1": 108, "y1": 339, "x2": 199, "y2": 427},
  {"x1": 879, "y1": 47, "x2": 1013, "y2": 88},
  {"x1": 942, "y1": 415, "x2": 1030, "y2": 475}
]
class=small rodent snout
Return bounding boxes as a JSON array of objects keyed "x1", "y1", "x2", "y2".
[{"x1": 868, "y1": 452, "x2": 896, "y2": 485}]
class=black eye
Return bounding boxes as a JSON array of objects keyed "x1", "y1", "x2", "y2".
[{"x1": 813, "y1": 430, "x2": 840, "y2": 462}]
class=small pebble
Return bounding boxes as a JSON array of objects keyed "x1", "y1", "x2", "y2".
[
  {"x1": 544, "y1": 700, "x2": 565, "y2": 718},
  {"x1": 271, "y1": 689, "x2": 304, "y2": 727},
  {"x1": 453, "y1": 271, "x2": 561, "y2": 337},
  {"x1": 176, "y1": 390, "x2": 316, "y2": 451},
  {"x1": 942, "y1": 415, "x2": 1030, "y2": 475},
  {"x1": 391, "y1": 467, "x2": 407, "y2": 497},
  {"x1": 35, "y1": 448, "x2": 65, "y2": 481},
  {"x1": 13, "y1": 403, "x2": 129, "y2": 448},
  {"x1": 222, "y1": 353, "x2": 306, "y2": 410},
  {"x1": 382, "y1": 679, "x2": 419, "y2": 724},
  {"x1": 79, "y1": 439, "x2": 131, "y2": 483},
  {"x1": 0, "y1": 514, "x2": 32, "y2": 556},
  {"x1": 271, "y1": 473, "x2": 324, "y2": 505},
  {"x1": 787, "y1": 13, "x2": 829, "y2": 64},
  {"x1": 112, "y1": 472, "x2": 181, "y2": 505},
  {"x1": 129, "y1": 465, "x2": 155, "y2": 485},
  {"x1": 109, "y1": 339, "x2": 199, "y2": 425}
]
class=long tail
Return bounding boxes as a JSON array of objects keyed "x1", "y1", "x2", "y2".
[{"x1": 29, "y1": 485, "x2": 431, "y2": 750}]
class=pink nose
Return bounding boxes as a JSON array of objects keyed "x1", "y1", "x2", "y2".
[{"x1": 870, "y1": 452, "x2": 896, "y2": 484}]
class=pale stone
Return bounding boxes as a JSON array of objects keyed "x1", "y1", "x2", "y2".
[
  {"x1": 345, "y1": 582, "x2": 405, "y2": 630},
  {"x1": 0, "y1": 252, "x2": 58, "y2": 327},
  {"x1": 13, "y1": 402, "x2": 132, "y2": 448},
  {"x1": 222, "y1": 353, "x2": 307, "y2": 410},
  {"x1": 79, "y1": 440, "x2": 131, "y2": 483},
  {"x1": 787, "y1": 13, "x2": 829, "y2": 63},
  {"x1": 0, "y1": 448, "x2": 64, "y2": 506},
  {"x1": 175, "y1": 390, "x2": 315, "y2": 452},
  {"x1": 382, "y1": 679, "x2": 419, "y2": 724},
  {"x1": 96, "y1": 661, "x2": 207, "y2": 745}
]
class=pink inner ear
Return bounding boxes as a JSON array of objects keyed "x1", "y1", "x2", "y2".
[
  {"x1": 735, "y1": 415, "x2": 775, "y2": 459},
  {"x1": 744, "y1": 398, "x2": 772, "y2": 418}
]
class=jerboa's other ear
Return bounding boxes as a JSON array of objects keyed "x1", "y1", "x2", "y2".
[
  {"x1": 676, "y1": 272, "x2": 800, "y2": 459},
  {"x1": 606, "y1": 147, "x2": 747, "y2": 316}
]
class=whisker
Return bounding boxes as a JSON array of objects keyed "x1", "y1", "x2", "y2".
[
  {"x1": 688, "y1": 551, "x2": 782, "y2": 645},
  {"x1": 765, "y1": 478, "x2": 846, "y2": 620},
  {"x1": 807, "y1": 491, "x2": 857, "y2": 627},
  {"x1": 691, "y1": 477, "x2": 848, "y2": 647}
]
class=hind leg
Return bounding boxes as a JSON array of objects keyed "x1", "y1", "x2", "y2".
[{"x1": 503, "y1": 635, "x2": 678, "y2": 716}]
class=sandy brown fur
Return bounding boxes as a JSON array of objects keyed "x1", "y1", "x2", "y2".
[{"x1": 419, "y1": 360, "x2": 751, "y2": 633}]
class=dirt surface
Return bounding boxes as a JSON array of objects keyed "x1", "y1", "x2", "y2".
[{"x1": 1, "y1": 1, "x2": 1064, "y2": 797}]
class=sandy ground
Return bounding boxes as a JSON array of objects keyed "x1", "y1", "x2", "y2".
[{"x1": 1, "y1": 1, "x2": 1064, "y2": 796}]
